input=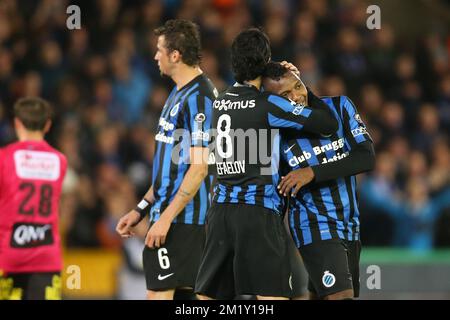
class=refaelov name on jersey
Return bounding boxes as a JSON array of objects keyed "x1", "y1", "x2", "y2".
[{"x1": 216, "y1": 160, "x2": 246, "y2": 175}]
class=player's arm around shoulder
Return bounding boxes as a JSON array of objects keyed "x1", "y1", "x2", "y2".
[{"x1": 264, "y1": 92, "x2": 338, "y2": 136}]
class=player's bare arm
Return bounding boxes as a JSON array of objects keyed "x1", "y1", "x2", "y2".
[
  {"x1": 145, "y1": 146, "x2": 208, "y2": 249},
  {"x1": 116, "y1": 185, "x2": 155, "y2": 238}
]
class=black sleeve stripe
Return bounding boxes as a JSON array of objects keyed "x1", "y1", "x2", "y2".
[
  {"x1": 331, "y1": 96, "x2": 343, "y2": 120},
  {"x1": 342, "y1": 105, "x2": 359, "y2": 148},
  {"x1": 196, "y1": 94, "x2": 205, "y2": 132},
  {"x1": 184, "y1": 99, "x2": 192, "y2": 133}
]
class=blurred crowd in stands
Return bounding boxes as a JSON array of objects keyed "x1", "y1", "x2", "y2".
[{"x1": 0, "y1": 0, "x2": 449, "y2": 261}]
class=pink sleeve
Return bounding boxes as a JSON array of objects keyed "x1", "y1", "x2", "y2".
[
  {"x1": 60, "y1": 154, "x2": 68, "y2": 181},
  {"x1": 0, "y1": 149, "x2": 3, "y2": 192}
]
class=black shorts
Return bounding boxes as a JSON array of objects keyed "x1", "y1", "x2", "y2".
[
  {"x1": 299, "y1": 239, "x2": 361, "y2": 299},
  {"x1": 142, "y1": 222, "x2": 205, "y2": 291},
  {"x1": 195, "y1": 203, "x2": 293, "y2": 299},
  {"x1": 0, "y1": 272, "x2": 61, "y2": 300},
  {"x1": 286, "y1": 232, "x2": 308, "y2": 298}
]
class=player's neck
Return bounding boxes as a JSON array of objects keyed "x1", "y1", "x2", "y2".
[
  {"x1": 17, "y1": 131, "x2": 45, "y2": 142},
  {"x1": 244, "y1": 78, "x2": 261, "y2": 90},
  {"x1": 172, "y1": 65, "x2": 202, "y2": 90}
]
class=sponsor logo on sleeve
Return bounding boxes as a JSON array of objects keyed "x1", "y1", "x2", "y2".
[
  {"x1": 192, "y1": 131, "x2": 210, "y2": 142},
  {"x1": 351, "y1": 127, "x2": 368, "y2": 137}
]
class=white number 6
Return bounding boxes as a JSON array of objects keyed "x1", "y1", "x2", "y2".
[{"x1": 157, "y1": 248, "x2": 170, "y2": 269}]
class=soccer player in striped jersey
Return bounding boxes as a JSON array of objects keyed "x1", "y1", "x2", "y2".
[
  {"x1": 263, "y1": 61, "x2": 375, "y2": 300},
  {"x1": 116, "y1": 20, "x2": 217, "y2": 300},
  {"x1": 195, "y1": 29, "x2": 338, "y2": 300}
]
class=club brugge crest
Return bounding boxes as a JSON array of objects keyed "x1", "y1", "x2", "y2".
[
  {"x1": 322, "y1": 271, "x2": 336, "y2": 288},
  {"x1": 195, "y1": 113, "x2": 206, "y2": 123},
  {"x1": 170, "y1": 103, "x2": 180, "y2": 117}
]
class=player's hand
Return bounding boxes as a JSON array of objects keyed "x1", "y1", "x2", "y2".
[
  {"x1": 145, "y1": 218, "x2": 171, "y2": 249},
  {"x1": 278, "y1": 167, "x2": 315, "y2": 197},
  {"x1": 280, "y1": 61, "x2": 300, "y2": 76},
  {"x1": 115, "y1": 210, "x2": 140, "y2": 238}
]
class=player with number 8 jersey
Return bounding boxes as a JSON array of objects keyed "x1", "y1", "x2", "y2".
[
  {"x1": 195, "y1": 29, "x2": 338, "y2": 300},
  {"x1": 0, "y1": 98, "x2": 67, "y2": 300}
]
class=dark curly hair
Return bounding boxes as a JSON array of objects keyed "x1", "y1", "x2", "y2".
[
  {"x1": 154, "y1": 19, "x2": 201, "y2": 66},
  {"x1": 262, "y1": 61, "x2": 289, "y2": 81},
  {"x1": 231, "y1": 28, "x2": 271, "y2": 83}
]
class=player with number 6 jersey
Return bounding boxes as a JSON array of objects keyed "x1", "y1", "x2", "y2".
[
  {"x1": 115, "y1": 20, "x2": 217, "y2": 300},
  {"x1": 0, "y1": 97, "x2": 67, "y2": 300}
]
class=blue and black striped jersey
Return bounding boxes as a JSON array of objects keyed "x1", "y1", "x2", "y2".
[
  {"x1": 282, "y1": 95, "x2": 372, "y2": 246},
  {"x1": 211, "y1": 83, "x2": 337, "y2": 215},
  {"x1": 150, "y1": 74, "x2": 217, "y2": 225}
]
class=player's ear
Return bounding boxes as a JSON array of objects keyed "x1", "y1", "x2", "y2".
[
  {"x1": 14, "y1": 117, "x2": 23, "y2": 130},
  {"x1": 43, "y1": 120, "x2": 52, "y2": 134},
  {"x1": 170, "y1": 50, "x2": 182, "y2": 63}
]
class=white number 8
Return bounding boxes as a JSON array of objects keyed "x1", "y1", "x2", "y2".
[
  {"x1": 157, "y1": 248, "x2": 170, "y2": 269},
  {"x1": 217, "y1": 114, "x2": 232, "y2": 159}
]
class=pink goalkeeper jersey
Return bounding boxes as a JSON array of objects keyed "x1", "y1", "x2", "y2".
[{"x1": 0, "y1": 140, "x2": 67, "y2": 274}]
